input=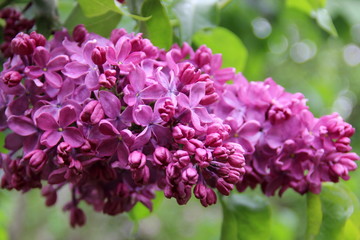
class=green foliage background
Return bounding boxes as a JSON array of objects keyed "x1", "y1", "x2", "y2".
[{"x1": 1, "y1": 0, "x2": 360, "y2": 239}]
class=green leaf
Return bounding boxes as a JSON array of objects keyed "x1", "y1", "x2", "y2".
[
  {"x1": 316, "y1": 183, "x2": 354, "y2": 240},
  {"x1": 64, "y1": 4, "x2": 122, "y2": 37},
  {"x1": 33, "y1": 0, "x2": 60, "y2": 37},
  {"x1": 172, "y1": 0, "x2": 220, "y2": 43},
  {"x1": 141, "y1": 0, "x2": 172, "y2": 49},
  {"x1": 286, "y1": 0, "x2": 313, "y2": 14},
  {"x1": 220, "y1": 192, "x2": 271, "y2": 240},
  {"x1": 306, "y1": 193, "x2": 322, "y2": 240},
  {"x1": 192, "y1": 27, "x2": 248, "y2": 72},
  {"x1": 77, "y1": 0, "x2": 150, "y2": 20},
  {"x1": 312, "y1": 9, "x2": 338, "y2": 37}
]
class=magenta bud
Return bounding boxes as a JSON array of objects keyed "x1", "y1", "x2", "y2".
[
  {"x1": 128, "y1": 151, "x2": 146, "y2": 169},
  {"x1": 30, "y1": 31, "x2": 46, "y2": 47},
  {"x1": 3, "y1": 71, "x2": 22, "y2": 87},
  {"x1": 99, "y1": 69, "x2": 117, "y2": 88},
  {"x1": 153, "y1": 146, "x2": 171, "y2": 166},
  {"x1": 194, "y1": 148, "x2": 212, "y2": 168},
  {"x1": 194, "y1": 45, "x2": 212, "y2": 68},
  {"x1": 132, "y1": 165, "x2": 150, "y2": 185},
  {"x1": 11, "y1": 32, "x2": 35, "y2": 55},
  {"x1": 172, "y1": 124, "x2": 195, "y2": 144},
  {"x1": 91, "y1": 46, "x2": 107, "y2": 65},
  {"x1": 41, "y1": 185, "x2": 57, "y2": 206},
  {"x1": 194, "y1": 184, "x2": 207, "y2": 199},
  {"x1": 73, "y1": 24, "x2": 88, "y2": 44},
  {"x1": 179, "y1": 63, "x2": 201, "y2": 85},
  {"x1": 24, "y1": 150, "x2": 47, "y2": 173},
  {"x1": 200, "y1": 92, "x2": 219, "y2": 105},
  {"x1": 173, "y1": 150, "x2": 190, "y2": 168},
  {"x1": 335, "y1": 137, "x2": 352, "y2": 152},
  {"x1": 166, "y1": 163, "x2": 181, "y2": 180},
  {"x1": 205, "y1": 133, "x2": 222, "y2": 147},
  {"x1": 182, "y1": 167, "x2": 198, "y2": 185},
  {"x1": 80, "y1": 100, "x2": 104, "y2": 124},
  {"x1": 224, "y1": 170, "x2": 241, "y2": 184},
  {"x1": 213, "y1": 146, "x2": 228, "y2": 161},
  {"x1": 216, "y1": 178, "x2": 233, "y2": 196},
  {"x1": 228, "y1": 153, "x2": 245, "y2": 168},
  {"x1": 57, "y1": 142, "x2": 71, "y2": 165},
  {"x1": 70, "y1": 207, "x2": 86, "y2": 228},
  {"x1": 159, "y1": 99, "x2": 175, "y2": 122}
]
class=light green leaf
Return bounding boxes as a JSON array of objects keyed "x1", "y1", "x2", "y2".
[
  {"x1": 141, "y1": 0, "x2": 173, "y2": 49},
  {"x1": 172, "y1": 0, "x2": 220, "y2": 43},
  {"x1": 316, "y1": 183, "x2": 354, "y2": 240},
  {"x1": 312, "y1": 9, "x2": 338, "y2": 37},
  {"x1": 192, "y1": 27, "x2": 248, "y2": 72},
  {"x1": 77, "y1": 0, "x2": 150, "y2": 20},
  {"x1": 220, "y1": 193, "x2": 271, "y2": 240},
  {"x1": 286, "y1": 0, "x2": 313, "y2": 14},
  {"x1": 306, "y1": 193, "x2": 322, "y2": 240},
  {"x1": 64, "y1": 4, "x2": 122, "y2": 37}
]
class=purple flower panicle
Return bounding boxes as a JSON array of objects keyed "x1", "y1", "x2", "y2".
[{"x1": 0, "y1": 25, "x2": 357, "y2": 227}]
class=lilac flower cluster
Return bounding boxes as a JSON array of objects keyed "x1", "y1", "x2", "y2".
[
  {"x1": 0, "y1": 25, "x2": 358, "y2": 227},
  {"x1": 212, "y1": 75, "x2": 359, "y2": 196},
  {"x1": 0, "y1": 8, "x2": 34, "y2": 58}
]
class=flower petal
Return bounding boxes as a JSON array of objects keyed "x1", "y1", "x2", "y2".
[
  {"x1": 8, "y1": 116, "x2": 37, "y2": 136},
  {"x1": 40, "y1": 130, "x2": 62, "y2": 147},
  {"x1": 59, "y1": 105, "x2": 76, "y2": 127},
  {"x1": 99, "y1": 91, "x2": 121, "y2": 119},
  {"x1": 99, "y1": 120, "x2": 120, "y2": 136},
  {"x1": 44, "y1": 71, "x2": 63, "y2": 88},
  {"x1": 47, "y1": 55, "x2": 69, "y2": 71},
  {"x1": 36, "y1": 113, "x2": 59, "y2": 130},
  {"x1": 63, "y1": 127, "x2": 84, "y2": 148},
  {"x1": 63, "y1": 61, "x2": 89, "y2": 78},
  {"x1": 33, "y1": 47, "x2": 50, "y2": 67}
]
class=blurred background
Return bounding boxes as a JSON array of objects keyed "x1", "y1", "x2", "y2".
[{"x1": 1, "y1": 0, "x2": 360, "y2": 239}]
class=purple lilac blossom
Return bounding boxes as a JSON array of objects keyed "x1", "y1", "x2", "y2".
[{"x1": 0, "y1": 25, "x2": 358, "y2": 227}]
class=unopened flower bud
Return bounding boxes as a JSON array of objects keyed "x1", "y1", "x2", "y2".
[
  {"x1": 41, "y1": 185, "x2": 57, "y2": 206},
  {"x1": 128, "y1": 151, "x2": 146, "y2": 169},
  {"x1": 73, "y1": 24, "x2": 88, "y2": 44},
  {"x1": 80, "y1": 100, "x2": 104, "y2": 124},
  {"x1": 213, "y1": 146, "x2": 228, "y2": 161},
  {"x1": 11, "y1": 32, "x2": 35, "y2": 55},
  {"x1": 70, "y1": 207, "x2": 86, "y2": 228},
  {"x1": 205, "y1": 133, "x2": 222, "y2": 147},
  {"x1": 179, "y1": 63, "x2": 201, "y2": 85},
  {"x1": 99, "y1": 69, "x2": 117, "y2": 88},
  {"x1": 216, "y1": 178, "x2": 233, "y2": 196},
  {"x1": 182, "y1": 167, "x2": 198, "y2": 185},
  {"x1": 153, "y1": 146, "x2": 171, "y2": 166},
  {"x1": 3, "y1": 71, "x2": 22, "y2": 87},
  {"x1": 194, "y1": 148, "x2": 212, "y2": 168},
  {"x1": 91, "y1": 46, "x2": 107, "y2": 65},
  {"x1": 159, "y1": 99, "x2": 175, "y2": 122},
  {"x1": 173, "y1": 150, "x2": 190, "y2": 168},
  {"x1": 24, "y1": 150, "x2": 47, "y2": 173},
  {"x1": 30, "y1": 31, "x2": 46, "y2": 47}
]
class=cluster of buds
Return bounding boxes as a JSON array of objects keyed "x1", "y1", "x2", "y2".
[
  {"x1": 0, "y1": 24, "x2": 358, "y2": 227},
  {"x1": 0, "y1": 8, "x2": 34, "y2": 58}
]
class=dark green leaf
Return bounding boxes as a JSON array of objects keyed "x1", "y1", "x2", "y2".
[
  {"x1": 192, "y1": 27, "x2": 248, "y2": 72},
  {"x1": 33, "y1": 0, "x2": 60, "y2": 37},
  {"x1": 64, "y1": 4, "x2": 122, "y2": 37},
  {"x1": 141, "y1": 0, "x2": 172, "y2": 49},
  {"x1": 220, "y1": 192, "x2": 271, "y2": 240},
  {"x1": 172, "y1": 0, "x2": 220, "y2": 43},
  {"x1": 306, "y1": 193, "x2": 322, "y2": 240}
]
